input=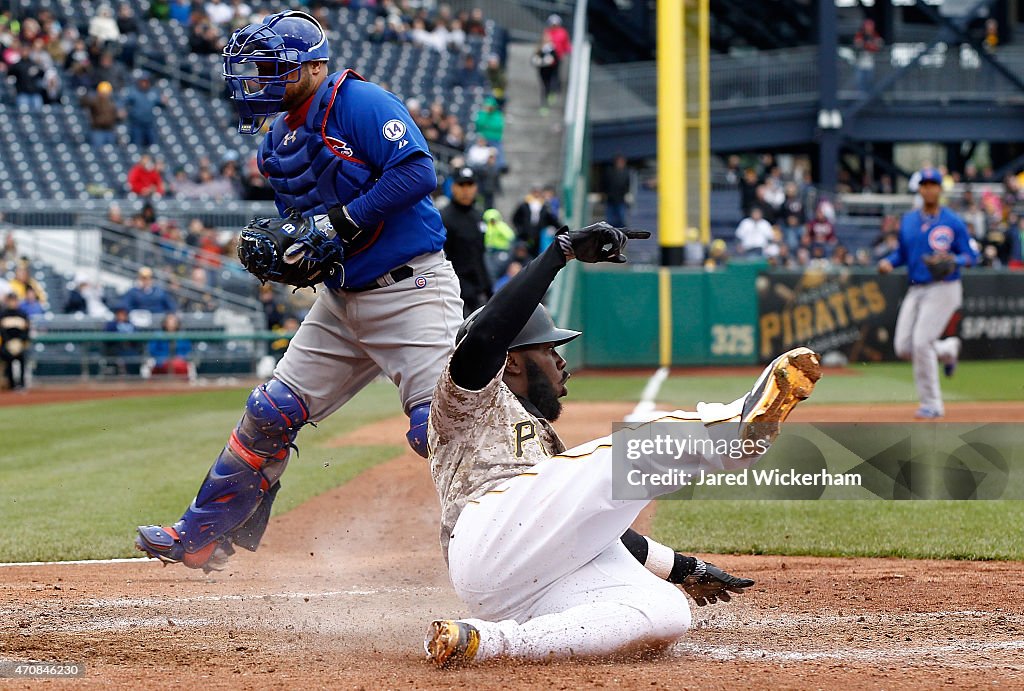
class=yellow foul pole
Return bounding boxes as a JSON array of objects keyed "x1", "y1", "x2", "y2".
[
  {"x1": 657, "y1": 0, "x2": 685, "y2": 263},
  {"x1": 657, "y1": 0, "x2": 691, "y2": 365},
  {"x1": 699, "y1": 0, "x2": 710, "y2": 243}
]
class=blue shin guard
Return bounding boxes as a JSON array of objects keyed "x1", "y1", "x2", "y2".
[{"x1": 136, "y1": 379, "x2": 308, "y2": 567}]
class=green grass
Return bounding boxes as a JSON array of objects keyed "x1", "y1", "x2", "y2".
[
  {"x1": 4, "y1": 360, "x2": 1023, "y2": 562},
  {"x1": 0, "y1": 381, "x2": 404, "y2": 562},
  {"x1": 569, "y1": 360, "x2": 1024, "y2": 407},
  {"x1": 569, "y1": 360, "x2": 1024, "y2": 560},
  {"x1": 652, "y1": 500, "x2": 1024, "y2": 560}
]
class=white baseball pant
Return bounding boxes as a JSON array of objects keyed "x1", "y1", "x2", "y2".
[{"x1": 447, "y1": 401, "x2": 754, "y2": 661}]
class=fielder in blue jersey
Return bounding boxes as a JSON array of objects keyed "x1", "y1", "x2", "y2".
[
  {"x1": 878, "y1": 167, "x2": 978, "y2": 418},
  {"x1": 135, "y1": 11, "x2": 465, "y2": 571}
]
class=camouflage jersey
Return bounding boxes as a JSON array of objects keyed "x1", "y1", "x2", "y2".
[{"x1": 428, "y1": 361, "x2": 564, "y2": 561}]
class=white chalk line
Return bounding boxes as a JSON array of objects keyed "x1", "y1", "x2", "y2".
[
  {"x1": 629, "y1": 366, "x2": 670, "y2": 420},
  {"x1": 0, "y1": 557, "x2": 148, "y2": 567},
  {"x1": 676, "y1": 639, "x2": 1024, "y2": 665},
  {"x1": 679, "y1": 608, "x2": 1024, "y2": 667},
  {"x1": 692, "y1": 609, "x2": 1024, "y2": 629},
  {"x1": 77, "y1": 586, "x2": 444, "y2": 609}
]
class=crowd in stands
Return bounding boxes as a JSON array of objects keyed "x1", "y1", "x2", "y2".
[
  {"x1": 421, "y1": 14, "x2": 574, "y2": 309},
  {"x1": 718, "y1": 153, "x2": 1024, "y2": 271},
  {"x1": 3, "y1": 1, "x2": 510, "y2": 205},
  {"x1": 365, "y1": 2, "x2": 486, "y2": 51},
  {"x1": 0, "y1": 2, "x2": 152, "y2": 110},
  {"x1": 0, "y1": 2, "x2": 579, "y2": 386},
  {"x1": 0, "y1": 230, "x2": 309, "y2": 386}
]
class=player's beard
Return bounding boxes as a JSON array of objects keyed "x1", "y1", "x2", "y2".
[
  {"x1": 525, "y1": 360, "x2": 564, "y2": 422},
  {"x1": 281, "y1": 66, "x2": 313, "y2": 112}
]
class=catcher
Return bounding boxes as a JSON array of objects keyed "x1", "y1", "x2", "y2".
[
  {"x1": 424, "y1": 223, "x2": 821, "y2": 666},
  {"x1": 878, "y1": 166, "x2": 977, "y2": 419},
  {"x1": 135, "y1": 11, "x2": 465, "y2": 570}
]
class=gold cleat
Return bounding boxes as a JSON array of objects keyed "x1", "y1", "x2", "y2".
[
  {"x1": 425, "y1": 619, "x2": 481, "y2": 668},
  {"x1": 741, "y1": 347, "x2": 821, "y2": 443}
]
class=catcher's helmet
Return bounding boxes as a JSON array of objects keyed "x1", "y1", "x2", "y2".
[
  {"x1": 457, "y1": 304, "x2": 581, "y2": 351},
  {"x1": 223, "y1": 11, "x2": 330, "y2": 134}
]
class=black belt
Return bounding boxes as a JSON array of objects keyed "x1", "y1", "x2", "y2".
[{"x1": 345, "y1": 265, "x2": 414, "y2": 292}]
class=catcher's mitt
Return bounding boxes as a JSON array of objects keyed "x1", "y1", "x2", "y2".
[
  {"x1": 924, "y1": 252, "x2": 956, "y2": 280},
  {"x1": 237, "y1": 210, "x2": 344, "y2": 289}
]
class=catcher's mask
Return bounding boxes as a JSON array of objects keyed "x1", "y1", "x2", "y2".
[{"x1": 223, "y1": 10, "x2": 329, "y2": 134}]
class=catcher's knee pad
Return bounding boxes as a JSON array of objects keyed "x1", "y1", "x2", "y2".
[
  {"x1": 233, "y1": 378, "x2": 310, "y2": 481},
  {"x1": 177, "y1": 379, "x2": 309, "y2": 552},
  {"x1": 406, "y1": 401, "x2": 430, "y2": 459}
]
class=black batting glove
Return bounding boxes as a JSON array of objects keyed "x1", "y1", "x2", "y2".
[
  {"x1": 555, "y1": 222, "x2": 650, "y2": 264},
  {"x1": 682, "y1": 560, "x2": 755, "y2": 606}
]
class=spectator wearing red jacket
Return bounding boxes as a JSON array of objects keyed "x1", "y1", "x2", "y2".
[
  {"x1": 546, "y1": 14, "x2": 571, "y2": 59},
  {"x1": 127, "y1": 153, "x2": 165, "y2": 196},
  {"x1": 804, "y1": 205, "x2": 837, "y2": 251}
]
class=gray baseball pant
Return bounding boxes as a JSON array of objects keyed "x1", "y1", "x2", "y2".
[
  {"x1": 893, "y1": 280, "x2": 962, "y2": 415},
  {"x1": 274, "y1": 251, "x2": 464, "y2": 420}
]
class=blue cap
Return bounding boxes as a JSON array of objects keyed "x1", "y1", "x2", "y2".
[{"x1": 919, "y1": 167, "x2": 942, "y2": 185}]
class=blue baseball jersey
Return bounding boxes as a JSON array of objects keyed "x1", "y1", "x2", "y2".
[
  {"x1": 886, "y1": 207, "x2": 977, "y2": 285},
  {"x1": 257, "y1": 71, "x2": 446, "y2": 288}
]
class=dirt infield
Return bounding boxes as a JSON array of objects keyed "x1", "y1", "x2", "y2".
[
  {"x1": 2, "y1": 395, "x2": 1023, "y2": 689},
  {"x1": 0, "y1": 381, "x2": 232, "y2": 407}
]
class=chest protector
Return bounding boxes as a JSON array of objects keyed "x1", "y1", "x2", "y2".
[{"x1": 258, "y1": 71, "x2": 380, "y2": 255}]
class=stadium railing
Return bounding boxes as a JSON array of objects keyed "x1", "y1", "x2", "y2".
[
  {"x1": 589, "y1": 44, "x2": 1024, "y2": 124},
  {"x1": 9, "y1": 218, "x2": 265, "y2": 320},
  {"x1": 30, "y1": 328, "x2": 289, "y2": 380},
  {"x1": 0, "y1": 199, "x2": 278, "y2": 230}
]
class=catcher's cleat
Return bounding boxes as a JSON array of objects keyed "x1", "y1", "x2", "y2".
[
  {"x1": 741, "y1": 347, "x2": 821, "y2": 443},
  {"x1": 425, "y1": 620, "x2": 481, "y2": 668},
  {"x1": 943, "y1": 337, "x2": 961, "y2": 378},
  {"x1": 135, "y1": 524, "x2": 234, "y2": 573}
]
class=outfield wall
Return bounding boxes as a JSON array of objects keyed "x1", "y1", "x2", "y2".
[{"x1": 567, "y1": 265, "x2": 1024, "y2": 367}]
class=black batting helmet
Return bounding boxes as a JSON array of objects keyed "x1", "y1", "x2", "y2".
[{"x1": 457, "y1": 304, "x2": 581, "y2": 351}]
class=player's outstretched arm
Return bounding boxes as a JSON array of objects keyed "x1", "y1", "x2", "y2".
[
  {"x1": 450, "y1": 222, "x2": 649, "y2": 391},
  {"x1": 620, "y1": 528, "x2": 754, "y2": 606},
  {"x1": 450, "y1": 238, "x2": 567, "y2": 390}
]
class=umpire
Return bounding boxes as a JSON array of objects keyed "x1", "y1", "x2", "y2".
[
  {"x1": 878, "y1": 167, "x2": 977, "y2": 418},
  {"x1": 442, "y1": 167, "x2": 492, "y2": 315}
]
